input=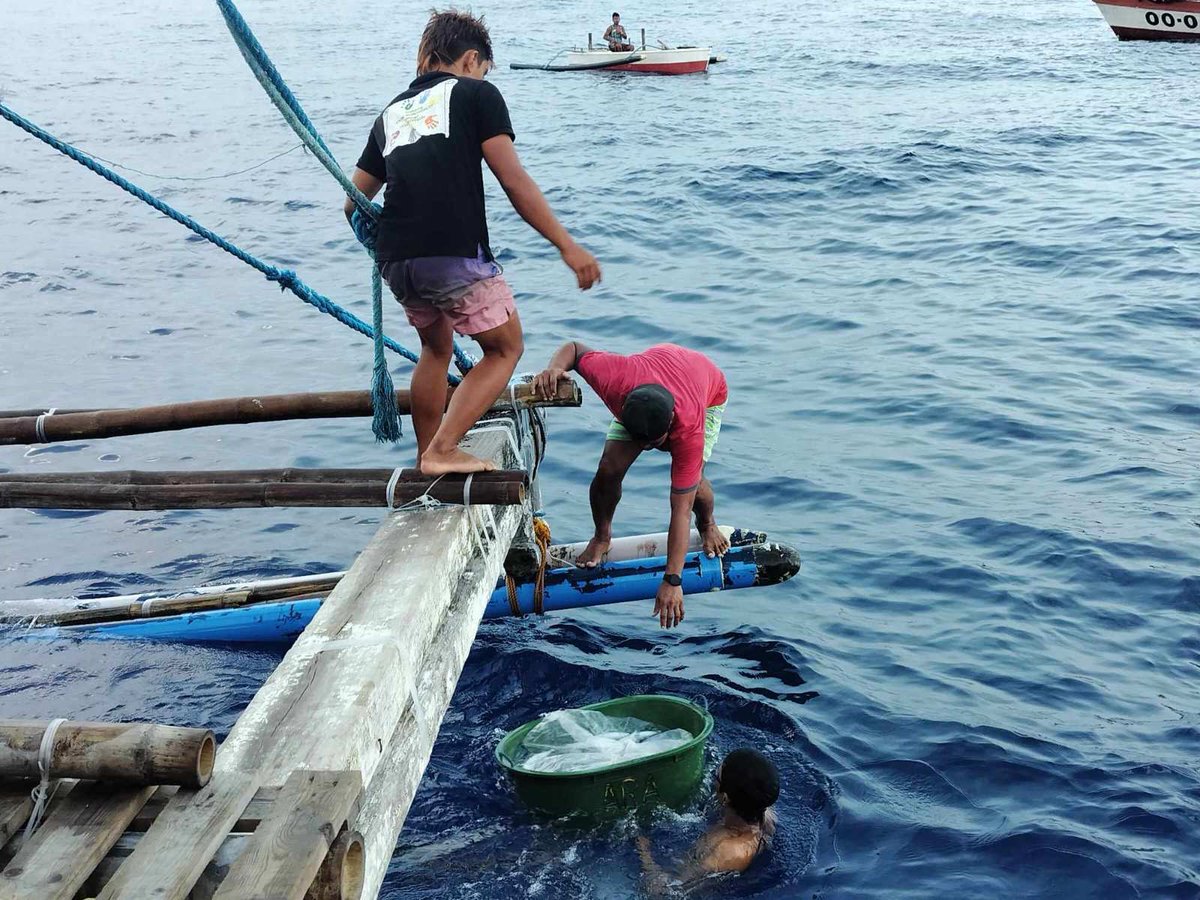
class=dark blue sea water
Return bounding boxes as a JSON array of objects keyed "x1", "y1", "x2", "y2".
[{"x1": 2, "y1": 0, "x2": 1198, "y2": 896}]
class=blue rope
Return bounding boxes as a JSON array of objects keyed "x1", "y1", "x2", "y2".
[
  {"x1": 215, "y1": 0, "x2": 396, "y2": 440},
  {"x1": 214, "y1": 0, "x2": 477, "y2": 393},
  {"x1": 369, "y1": 263, "x2": 401, "y2": 441},
  {"x1": 0, "y1": 101, "x2": 425, "y2": 373}
]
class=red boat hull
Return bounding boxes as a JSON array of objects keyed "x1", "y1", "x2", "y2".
[
  {"x1": 561, "y1": 47, "x2": 712, "y2": 75},
  {"x1": 608, "y1": 59, "x2": 711, "y2": 75}
]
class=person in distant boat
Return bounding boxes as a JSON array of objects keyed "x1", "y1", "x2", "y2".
[
  {"x1": 604, "y1": 12, "x2": 635, "y2": 51},
  {"x1": 345, "y1": 10, "x2": 601, "y2": 476},
  {"x1": 533, "y1": 342, "x2": 730, "y2": 629},
  {"x1": 638, "y1": 748, "x2": 780, "y2": 893}
]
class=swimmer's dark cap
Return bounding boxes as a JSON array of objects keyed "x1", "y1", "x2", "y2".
[
  {"x1": 621, "y1": 384, "x2": 674, "y2": 442},
  {"x1": 720, "y1": 748, "x2": 780, "y2": 822}
]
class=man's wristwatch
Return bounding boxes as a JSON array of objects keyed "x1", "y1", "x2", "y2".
[{"x1": 662, "y1": 573, "x2": 683, "y2": 587}]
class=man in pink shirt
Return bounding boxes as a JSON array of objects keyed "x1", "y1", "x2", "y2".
[{"x1": 534, "y1": 342, "x2": 730, "y2": 628}]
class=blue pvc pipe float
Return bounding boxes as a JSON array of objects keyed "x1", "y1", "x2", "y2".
[
  {"x1": 45, "y1": 542, "x2": 800, "y2": 644},
  {"x1": 52, "y1": 598, "x2": 323, "y2": 644}
]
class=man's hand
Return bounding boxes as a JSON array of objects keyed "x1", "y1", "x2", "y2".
[
  {"x1": 533, "y1": 366, "x2": 568, "y2": 400},
  {"x1": 653, "y1": 581, "x2": 685, "y2": 629},
  {"x1": 561, "y1": 242, "x2": 601, "y2": 290}
]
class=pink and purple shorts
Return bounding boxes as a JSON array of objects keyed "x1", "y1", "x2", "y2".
[{"x1": 380, "y1": 249, "x2": 515, "y2": 337}]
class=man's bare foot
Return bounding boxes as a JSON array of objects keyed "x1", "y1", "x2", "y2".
[
  {"x1": 420, "y1": 447, "x2": 497, "y2": 476},
  {"x1": 575, "y1": 535, "x2": 611, "y2": 568},
  {"x1": 699, "y1": 523, "x2": 730, "y2": 558}
]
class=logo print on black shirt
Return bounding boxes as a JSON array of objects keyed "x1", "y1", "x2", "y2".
[{"x1": 382, "y1": 78, "x2": 456, "y2": 156}]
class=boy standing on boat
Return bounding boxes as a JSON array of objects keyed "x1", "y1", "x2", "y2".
[
  {"x1": 534, "y1": 342, "x2": 730, "y2": 629},
  {"x1": 345, "y1": 11, "x2": 601, "y2": 475}
]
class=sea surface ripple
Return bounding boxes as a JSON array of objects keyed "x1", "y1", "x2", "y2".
[{"x1": 1, "y1": 0, "x2": 1198, "y2": 897}]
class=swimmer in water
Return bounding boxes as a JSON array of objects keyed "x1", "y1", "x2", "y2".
[{"x1": 636, "y1": 748, "x2": 780, "y2": 894}]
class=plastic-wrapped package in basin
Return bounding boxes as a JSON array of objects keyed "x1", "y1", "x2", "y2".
[{"x1": 518, "y1": 709, "x2": 693, "y2": 774}]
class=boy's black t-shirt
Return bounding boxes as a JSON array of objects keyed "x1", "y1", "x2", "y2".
[{"x1": 356, "y1": 72, "x2": 515, "y2": 263}]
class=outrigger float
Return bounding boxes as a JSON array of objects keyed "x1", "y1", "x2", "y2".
[
  {"x1": 1093, "y1": 0, "x2": 1200, "y2": 40},
  {"x1": 0, "y1": 2, "x2": 792, "y2": 898},
  {"x1": 2, "y1": 527, "x2": 798, "y2": 644}
]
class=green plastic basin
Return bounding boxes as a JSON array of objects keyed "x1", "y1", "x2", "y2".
[{"x1": 495, "y1": 694, "x2": 714, "y2": 819}]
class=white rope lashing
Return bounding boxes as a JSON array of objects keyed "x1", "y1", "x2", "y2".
[
  {"x1": 24, "y1": 717, "x2": 67, "y2": 838},
  {"x1": 33, "y1": 407, "x2": 57, "y2": 443},
  {"x1": 385, "y1": 467, "x2": 404, "y2": 509}
]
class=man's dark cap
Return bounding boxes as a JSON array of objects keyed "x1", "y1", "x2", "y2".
[
  {"x1": 622, "y1": 384, "x2": 674, "y2": 442},
  {"x1": 719, "y1": 749, "x2": 780, "y2": 822}
]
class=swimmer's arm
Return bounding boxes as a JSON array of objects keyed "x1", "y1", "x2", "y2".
[
  {"x1": 635, "y1": 836, "x2": 673, "y2": 896},
  {"x1": 638, "y1": 836, "x2": 747, "y2": 896},
  {"x1": 343, "y1": 168, "x2": 384, "y2": 222}
]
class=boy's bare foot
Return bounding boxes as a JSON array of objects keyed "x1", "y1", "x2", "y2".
[
  {"x1": 575, "y1": 536, "x2": 611, "y2": 568},
  {"x1": 700, "y1": 523, "x2": 730, "y2": 558},
  {"x1": 420, "y1": 447, "x2": 497, "y2": 476}
]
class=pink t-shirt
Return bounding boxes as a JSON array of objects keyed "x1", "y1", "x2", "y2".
[{"x1": 577, "y1": 344, "x2": 728, "y2": 492}]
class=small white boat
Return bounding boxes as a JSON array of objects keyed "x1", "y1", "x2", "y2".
[
  {"x1": 1093, "y1": 0, "x2": 1200, "y2": 40},
  {"x1": 510, "y1": 34, "x2": 715, "y2": 75},
  {"x1": 559, "y1": 46, "x2": 712, "y2": 75}
]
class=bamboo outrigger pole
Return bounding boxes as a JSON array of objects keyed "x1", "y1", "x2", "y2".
[
  {"x1": 0, "y1": 378, "x2": 580, "y2": 445},
  {"x1": 0, "y1": 721, "x2": 215, "y2": 788},
  {"x1": 0, "y1": 468, "x2": 518, "y2": 486},
  {"x1": 0, "y1": 470, "x2": 527, "y2": 510}
]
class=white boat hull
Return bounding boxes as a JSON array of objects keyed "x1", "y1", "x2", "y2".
[{"x1": 1093, "y1": 0, "x2": 1200, "y2": 40}]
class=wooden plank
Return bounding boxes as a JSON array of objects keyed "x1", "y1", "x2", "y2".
[
  {"x1": 351, "y1": 549, "x2": 501, "y2": 900},
  {"x1": 211, "y1": 770, "x2": 361, "y2": 900},
  {"x1": 214, "y1": 422, "x2": 523, "y2": 787},
  {"x1": 96, "y1": 771, "x2": 258, "y2": 900},
  {"x1": 0, "y1": 789, "x2": 31, "y2": 851},
  {"x1": 128, "y1": 785, "x2": 283, "y2": 833},
  {"x1": 0, "y1": 781, "x2": 153, "y2": 900},
  {"x1": 82, "y1": 834, "x2": 251, "y2": 900},
  {"x1": 0, "y1": 781, "x2": 79, "y2": 870}
]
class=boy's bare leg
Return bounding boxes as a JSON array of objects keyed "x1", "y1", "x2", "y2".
[
  {"x1": 411, "y1": 315, "x2": 456, "y2": 462},
  {"x1": 694, "y1": 476, "x2": 729, "y2": 557},
  {"x1": 421, "y1": 311, "x2": 524, "y2": 476}
]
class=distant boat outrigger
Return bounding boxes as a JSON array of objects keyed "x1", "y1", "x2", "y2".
[
  {"x1": 511, "y1": 28, "x2": 717, "y2": 75},
  {"x1": 1093, "y1": 0, "x2": 1200, "y2": 40}
]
